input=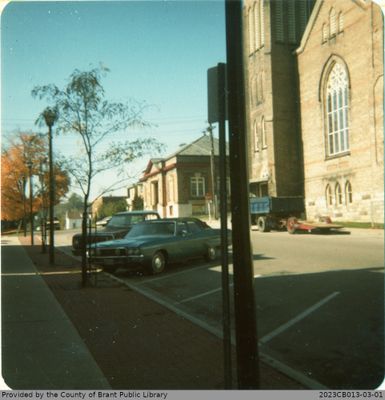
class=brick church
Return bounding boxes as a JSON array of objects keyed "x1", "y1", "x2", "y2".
[{"x1": 243, "y1": 0, "x2": 384, "y2": 224}]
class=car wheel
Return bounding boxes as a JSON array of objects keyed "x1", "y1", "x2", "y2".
[
  {"x1": 149, "y1": 251, "x2": 166, "y2": 274},
  {"x1": 205, "y1": 245, "x2": 217, "y2": 261}
]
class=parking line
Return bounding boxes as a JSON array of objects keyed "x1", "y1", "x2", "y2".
[
  {"x1": 107, "y1": 272, "x2": 328, "y2": 389},
  {"x1": 260, "y1": 291, "x2": 340, "y2": 344},
  {"x1": 178, "y1": 283, "x2": 234, "y2": 304},
  {"x1": 136, "y1": 263, "x2": 214, "y2": 284}
]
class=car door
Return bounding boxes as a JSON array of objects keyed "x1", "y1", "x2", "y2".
[{"x1": 173, "y1": 221, "x2": 196, "y2": 260}]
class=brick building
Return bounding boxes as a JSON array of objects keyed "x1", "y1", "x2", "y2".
[
  {"x1": 139, "y1": 135, "x2": 228, "y2": 218},
  {"x1": 244, "y1": 0, "x2": 383, "y2": 223},
  {"x1": 297, "y1": 0, "x2": 384, "y2": 224}
]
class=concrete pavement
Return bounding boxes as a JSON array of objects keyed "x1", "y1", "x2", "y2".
[{"x1": 1, "y1": 235, "x2": 110, "y2": 389}]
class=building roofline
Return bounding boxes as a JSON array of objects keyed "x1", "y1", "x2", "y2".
[{"x1": 295, "y1": 0, "x2": 323, "y2": 55}]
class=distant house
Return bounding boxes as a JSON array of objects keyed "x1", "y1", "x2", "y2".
[
  {"x1": 139, "y1": 135, "x2": 229, "y2": 218},
  {"x1": 65, "y1": 210, "x2": 82, "y2": 230}
]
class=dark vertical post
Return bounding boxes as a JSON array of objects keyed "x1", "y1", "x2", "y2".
[
  {"x1": 27, "y1": 162, "x2": 34, "y2": 245},
  {"x1": 217, "y1": 62, "x2": 232, "y2": 389},
  {"x1": 225, "y1": 0, "x2": 260, "y2": 389},
  {"x1": 48, "y1": 124, "x2": 55, "y2": 264},
  {"x1": 22, "y1": 176, "x2": 27, "y2": 237}
]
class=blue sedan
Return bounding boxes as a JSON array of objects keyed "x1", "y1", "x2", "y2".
[{"x1": 87, "y1": 217, "x2": 231, "y2": 274}]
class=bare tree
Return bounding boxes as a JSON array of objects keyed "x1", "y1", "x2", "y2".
[{"x1": 32, "y1": 65, "x2": 162, "y2": 285}]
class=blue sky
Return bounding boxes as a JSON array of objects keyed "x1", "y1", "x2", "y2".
[{"x1": 1, "y1": 0, "x2": 226, "y2": 199}]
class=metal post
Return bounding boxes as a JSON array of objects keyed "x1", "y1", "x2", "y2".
[
  {"x1": 27, "y1": 162, "x2": 34, "y2": 245},
  {"x1": 43, "y1": 108, "x2": 57, "y2": 265},
  {"x1": 48, "y1": 123, "x2": 55, "y2": 264},
  {"x1": 217, "y1": 62, "x2": 232, "y2": 389},
  {"x1": 225, "y1": 0, "x2": 260, "y2": 389},
  {"x1": 22, "y1": 176, "x2": 27, "y2": 237}
]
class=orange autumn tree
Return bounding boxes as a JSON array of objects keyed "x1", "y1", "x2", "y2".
[{"x1": 1, "y1": 132, "x2": 70, "y2": 225}]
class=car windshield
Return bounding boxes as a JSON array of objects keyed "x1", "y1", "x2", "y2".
[
  {"x1": 107, "y1": 214, "x2": 141, "y2": 228},
  {"x1": 126, "y1": 222, "x2": 175, "y2": 237}
]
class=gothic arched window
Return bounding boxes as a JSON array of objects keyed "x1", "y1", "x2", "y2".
[{"x1": 326, "y1": 62, "x2": 350, "y2": 156}]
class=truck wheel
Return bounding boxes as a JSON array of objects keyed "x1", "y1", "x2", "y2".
[
  {"x1": 287, "y1": 217, "x2": 298, "y2": 234},
  {"x1": 257, "y1": 216, "x2": 270, "y2": 232}
]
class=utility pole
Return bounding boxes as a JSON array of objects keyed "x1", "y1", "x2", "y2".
[
  {"x1": 206, "y1": 123, "x2": 218, "y2": 219},
  {"x1": 225, "y1": 0, "x2": 260, "y2": 389}
]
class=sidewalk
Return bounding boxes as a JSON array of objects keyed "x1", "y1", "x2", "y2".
[
  {"x1": 1, "y1": 235, "x2": 304, "y2": 390},
  {"x1": 1, "y1": 235, "x2": 110, "y2": 389}
]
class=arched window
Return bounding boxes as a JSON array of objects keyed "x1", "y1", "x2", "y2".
[
  {"x1": 260, "y1": 0, "x2": 265, "y2": 47},
  {"x1": 326, "y1": 62, "x2": 350, "y2": 156},
  {"x1": 338, "y1": 12, "x2": 344, "y2": 33},
  {"x1": 257, "y1": 72, "x2": 263, "y2": 103},
  {"x1": 248, "y1": 8, "x2": 255, "y2": 54},
  {"x1": 254, "y1": 2, "x2": 260, "y2": 49},
  {"x1": 322, "y1": 24, "x2": 328, "y2": 43},
  {"x1": 330, "y1": 8, "x2": 337, "y2": 36},
  {"x1": 335, "y1": 182, "x2": 342, "y2": 205},
  {"x1": 326, "y1": 184, "x2": 333, "y2": 206},
  {"x1": 261, "y1": 116, "x2": 267, "y2": 148},
  {"x1": 253, "y1": 120, "x2": 260, "y2": 152},
  {"x1": 345, "y1": 181, "x2": 353, "y2": 204}
]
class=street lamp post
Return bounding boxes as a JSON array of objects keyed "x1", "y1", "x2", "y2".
[
  {"x1": 26, "y1": 160, "x2": 34, "y2": 245},
  {"x1": 43, "y1": 108, "x2": 57, "y2": 265},
  {"x1": 39, "y1": 158, "x2": 48, "y2": 253}
]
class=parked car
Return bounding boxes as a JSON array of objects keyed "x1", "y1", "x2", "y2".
[
  {"x1": 45, "y1": 218, "x2": 61, "y2": 230},
  {"x1": 96, "y1": 216, "x2": 111, "y2": 227},
  {"x1": 72, "y1": 210, "x2": 160, "y2": 256},
  {"x1": 86, "y1": 217, "x2": 232, "y2": 274}
]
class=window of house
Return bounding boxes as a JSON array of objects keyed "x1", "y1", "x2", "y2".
[
  {"x1": 190, "y1": 176, "x2": 205, "y2": 197},
  {"x1": 326, "y1": 62, "x2": 349, "y2": 156},
  {"x1": 326, "y1": 184, "x2": 333, "y2": 206},
  {"x1": 345, "y1": 181, "x2": 353, "y2": 204},
  {"x1": 335, "y1": 182, "x2": 343, "y2": 205},
  {"x1": 168, "y1": 176, "x2": 174, "y2": 202}
]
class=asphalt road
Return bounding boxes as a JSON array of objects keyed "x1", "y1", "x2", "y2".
[{"x1": 54, "y1": 227, "x2": 384, "y2": 389}]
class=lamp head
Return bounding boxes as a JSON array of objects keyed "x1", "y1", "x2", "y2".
[{"x1": 43, "y1": 107, "x2": 58, "y2": 127}]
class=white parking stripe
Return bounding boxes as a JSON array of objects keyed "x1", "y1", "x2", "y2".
[
  {"x1": 260, "y1": 291, "x2": 340, "y2": 344},
  {"x1": 134, "y1": 263, "x2": 215, "y2": 284},
  {"x1": 108, "y1": 272, "x2": 328, "y2": 389},
  {"x1": 178, "y1": 284, "x2": 234, "y2": 304}
]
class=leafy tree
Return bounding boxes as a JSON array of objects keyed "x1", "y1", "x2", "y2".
[
  {"x1": 1, "y1": 132, "x2": 70, "y2": 226},
  {"x1": 32, "y1": 65, "x2": 162, "y2": 285},
  {"x1": 97, "y1": 199, "x2": 127, "y2": 219},
  {"x1": 132, "y1": 194, "x2": 144, "y2": 210}
]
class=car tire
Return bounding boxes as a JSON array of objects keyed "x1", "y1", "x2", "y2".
[
  {"x1": 205, "y1": 245, "x2": 217, "y2": 262},
  {"x1": 149, "y1": 251, "x2": 166, "y2": 274}
]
